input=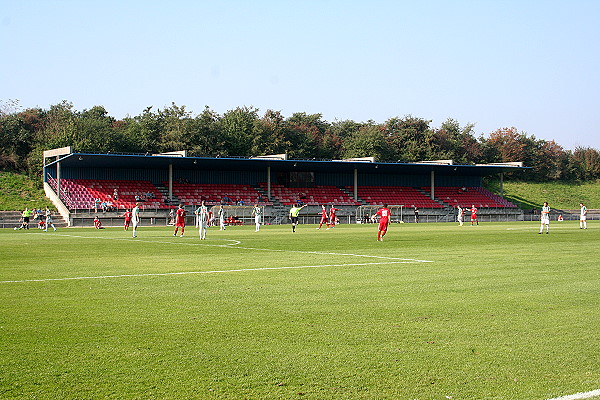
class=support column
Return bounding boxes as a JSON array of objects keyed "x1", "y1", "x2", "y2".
[
  {"x1": 500, "y1": 172, "x2": 504, "y2": 196},
  {"x1": 430, "y1": 170, "x2": 435, "y2": 200},
  {"x1": 353, "y1": 168, "x2": 358, "y2": 201},
  {"x1": 57, "y1": 159, "x2": 62, "y2": 201},
  {"x1": 168, "y1": 164, "x2": 173, "y2": 202},
  {"x1": 267, "y1": 166, "x2": 271, "y2": 200}
]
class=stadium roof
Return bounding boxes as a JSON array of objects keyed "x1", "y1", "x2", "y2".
[{"x1": 44, "y1": 151, "x2": 528, "y2": 177}]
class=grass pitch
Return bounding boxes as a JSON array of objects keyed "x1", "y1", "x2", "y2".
[{"x1": 1, "y1": 222, "x2": 598, "y2": 400}]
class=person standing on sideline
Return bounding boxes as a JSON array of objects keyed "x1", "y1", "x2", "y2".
[
  {"x1": 131, "y1": 202, "x2": 141, "y2": 237},
  {"x1": 539, "y1": 201, "x2": 550, "y2": 234},
  {"x1": 289, "y1": 203, "x2": 307, "y2": 232},
  {"x1": 195, "y1": 200, "x2": 209, "y2": 240},
  {"x1": 579, "y1": 202, "x2": 588, "y2": 229},
  {"x1": 414, "y1": 206, "x2": 420, "y2": 223},
  {"x1": 218, "y1": 205, "x2": 227, "y2": 230},
  {"x1": 373, "y1": 204, "x2": 391, "y2": 241},
  {"x1": 173, "y1": 204, "x2": 186, "y2": 237},
  {"x1": 457, "y1": 205, "x2": 464, "y2": 227},
  {"x1": 317, "y1": 205, "x2": 330, "y2": 230},
  {"x1": 44, "y1": 207, "x2": 56, "y2": 232},
  {"x1": 328, "y1": 204, "x2": 340, "y2": 229},
  {"x1": 466, "y1": 204, "x2": 478, "y2": 225},
  {"x1": 21, "y1": 208, "x2": 32, "y2": 230},
  {"x1": 121, "y1": 209, "x2": 132, "y2": 230},
  {"x1": 251, "y1": 204, "x2": 263, "y2": 232}
]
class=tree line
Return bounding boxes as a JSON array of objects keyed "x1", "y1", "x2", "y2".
[{"x1": 1, "y1": 99, "x2": 599, "y2": 182}]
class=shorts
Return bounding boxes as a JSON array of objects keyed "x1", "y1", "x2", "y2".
[
  {"x1": 541, "y1": 216, "x2": 550, "y2": 225},
  {"x1": 580, "y1": 216, "x2": 587, "y2": 221},
  {"x1": 175, "y1": 219, "x2": 185, "y2": 227},
  {"x1": 378, "y1": 220, "x2": 389, "y2": 231},
  {"x1": 291, "y1": 216, "x2": 299, "y2": 224}
]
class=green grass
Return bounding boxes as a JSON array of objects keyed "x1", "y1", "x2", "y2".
[
  {"x1": 486, "y1": 179, "x2": 600, "y2": 210},
  {"x1": 1, "y1": 222, "x2": 599, "y2": 400},
  {"x1": 0, "y1": 171, "x2": 52, "y2": 211}
]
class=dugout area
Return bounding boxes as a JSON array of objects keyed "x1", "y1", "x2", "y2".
[{"x1": 42, "y1": 148, "x2": 527, "y2": 227}]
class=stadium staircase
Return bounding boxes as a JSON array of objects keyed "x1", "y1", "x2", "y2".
[{"x1": 154, "y1": 183, "x2": 180, "y2": 207}]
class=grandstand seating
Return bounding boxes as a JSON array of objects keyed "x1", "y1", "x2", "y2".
[
  {"x1": 349, "y1": 186, "x2": 444, "y2": 208},
  {"x1": 426, "y1": 187, "x2": 517, "y2": 208},
  {"x1": 49, "y1": 178, "x2": 168, "y2": 210},
  {"x1": 259, "y1": 183, "x2": 361, "y2": 206},
  {"x1": 167, "y1": 183, "x2": 272, "y2": 206}
]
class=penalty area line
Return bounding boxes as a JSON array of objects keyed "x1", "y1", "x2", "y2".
[
  {"x1": 1, "y1": 260, "x2": 423, "y2": 284},
  {"x1": 546, "y1": 389, "x2": 600, "y2": 400},
  {"x1": 30, "y1": 232, "x2": 432, "y2": 263}
]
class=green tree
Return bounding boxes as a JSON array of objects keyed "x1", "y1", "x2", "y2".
[
  {"x1": 220, "y1": 106, "x2": 259, "y2": 157},
  {"x1": 342, "y1": 123, "x2": 390, "y2": 160}
]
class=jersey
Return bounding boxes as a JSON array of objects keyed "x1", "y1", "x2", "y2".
[
  {"x1": 253, "y1": 206, "x2": 263, "y2": 217},
  {"x1": 469, "y1": 207, "x2": 478, "y2": 218},
  {"x1": 541, "y1": 205, "x2": 550, "y2": 224},
  {"x1": 376, "y1": 207, "x2": 391, "y2": 224},
  {"x1": 123, "y1": 211, "x2": 132, "y2": 221},
  {"x1": 196, "y1": 205, "x2": 209, "y2": 222},
  {"x1": 329, "y1": 207, "x2": 339, "y2": 222},
  {"x1": 175, "y1": 208, "x2": 186, "y2": 227},
  {"x1": 131, "y1": 206, "x2": 140, "y2": 225},
  {"x1": 289, "y1": 206, "x2": 303, "y2": 218},
  {"x1": 580, "y1": 205, "x2": 587, "y2": 219}
]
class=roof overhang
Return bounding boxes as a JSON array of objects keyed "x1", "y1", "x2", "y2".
[{"x1": 44, "y1": 151, "x2": 529, "y2": 177}]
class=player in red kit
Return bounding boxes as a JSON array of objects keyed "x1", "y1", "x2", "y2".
[
  {"x1": 373, "y1": 204, "x2": 391, "y2": 241},
  {"x1": 121, "y1": 209, "x2": 132, "y2": 230},
  {"x1": 466, "y1": 204, "x2": 478, "y2": 225},
  {"x1": 317, "y1": 205, "x2": 330, "y2": 230},
  {"x1": 173, "y1": 204, "x2": 186, "y2": 237},
  {"x1": 327, "y1": 205, "x2": 340, "y2": 229}
]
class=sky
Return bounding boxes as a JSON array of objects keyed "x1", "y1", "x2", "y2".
[{"x1": 1, "y1": 0, "x2": 599, "y2": 150}]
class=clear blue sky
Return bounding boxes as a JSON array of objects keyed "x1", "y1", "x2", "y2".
[{"x1": 2, "y1": 0, "x2": 599, "y2": 150}]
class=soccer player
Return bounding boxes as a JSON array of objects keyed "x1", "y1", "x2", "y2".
[
  {"x1": 539, "y1": 201, "x2": 550, "y2": 234},
  {"x1": 218, "y1": 205, "x2": 226, "y2": 230},
  {"x1": 44, "y1": 207, "x2": 56, "y2": 232},
  {"x1": 289, "y1": 203, "x2": 307, "y2": 232},
  {"x1": 93, "y1": 215, "x2": 103, "y2": 229},
  {"x1": 195, "y1": 200, "x2": 209, "y2": 240},
  {"x1": 579, "y1": 202, "x2": 587, "y2": 229},
  {"x1": 317, "y1": 205, "x2": 330, "y2": 230},
  {"x1": 131, "y1": 202, "x2": 140, "y2": 238},
  {"x1": 457, "y1": 205, "x2": 464, "y2": 227},
  {"x1": 251, "y1": 204, "x2": 262, "y2": 232},
  {"x1": 173, "y1": 204, "x2": 186, "y2": 237},
  {"x1": 121, "y1": 209, "x2": 132, "y2": 230},
  {"x1": 328, "y1": 205, "x2": 340, "y2": 229},
  {"x1": 373, "y1": 204, "x2": 391, "y2": 241},
  {"x1": 466, "y1": 204, "x2": 478, "y2": 225}
]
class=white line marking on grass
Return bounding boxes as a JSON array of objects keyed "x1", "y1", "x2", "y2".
[
  {"x1": 546, "y1": 389, "x2": 600, "y2": 400},
  {"x1": 0, "y1": 261, "x2": 421, "y2": 283},
  {"x1": 33, "y1": 233, "x2": 431, "y2": 263}
]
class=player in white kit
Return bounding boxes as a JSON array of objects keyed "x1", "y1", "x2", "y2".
[
  {"x1": 196, "y1": 200, "x2": 209, "y2": 240},
  {"x1": 539, "y1": 202, "x2": 550, "y2": 234},
  {"x1": 579, "y1": 203, "x2": 587, "y2": 229},
  {"x1": 251, "y1": 204, "x2": 263, "y2": 232}
]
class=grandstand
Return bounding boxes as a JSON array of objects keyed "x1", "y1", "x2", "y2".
[
  {"x1": 426, "y1": 187, "x2": 517, "y2": 208},
  {"x1": 348, "y1": 186, "x2": 443, "y2": 208},
  {"x1": 259, "y1": 183, "x2": 360, "y2": 206},
  {"x1": 41, "y1": 149, "x2": 527, "y2": 226},
  {"x1": 48, "y1": 178, "x2": 168, "y2": 210},
  {"x1": 167, "y1": 182, "x2": 272, "y2": 206}
]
